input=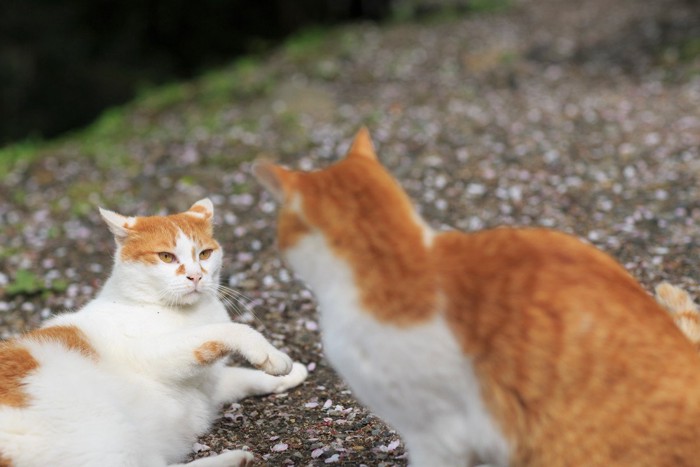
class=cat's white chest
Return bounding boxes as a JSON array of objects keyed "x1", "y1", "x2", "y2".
[
  {"x1": 320, "y1": 298, "x2": 509, "y2": 465},
  {"x1": 288, "y1": 236, "x2": 510, "y2": 466}
]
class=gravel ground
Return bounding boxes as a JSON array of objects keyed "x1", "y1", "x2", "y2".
[{"x1": 1, "y1": 0, "x2": 700, "y2": 465}]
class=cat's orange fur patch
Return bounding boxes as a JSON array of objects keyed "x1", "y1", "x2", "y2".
[
  {"x1": 0, "y1": 452, "x2": 14, "y2": 467},
  {"x1": 25, "y1": 325, "x2": 97, "y2": 359},
  {"x1": 277, "y1": 208, "x2": 311, "y2": 250},
  {"x1": 0, "y1": 343, "x2": 38, "y2": 407},
  {"x1": 176, "y1": 264, "x2": 186, "y2": 275},
  {"x1": 0, "y1": 326, "x2": 97, "y2": 407},
  {"x1": 194, "y1": 341, "x2": 228, "y2": 365},
  {"x1": 119, "y1": 211, "x2": 219, "y2": 264}
]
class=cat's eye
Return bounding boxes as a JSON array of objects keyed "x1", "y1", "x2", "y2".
[
  {"x1": 158, "y1": 252, "x2": 176, "y2": 263},
  {"x1": 199, "y1": 249, "x2": 213, "y2": 260}
]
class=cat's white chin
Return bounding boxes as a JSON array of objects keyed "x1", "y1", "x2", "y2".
[{"x1": 172, "y1": 290, "x2": 202, "y2": 306}]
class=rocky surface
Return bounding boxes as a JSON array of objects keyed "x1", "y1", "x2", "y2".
[{"x1": 1, "y1": 0, "x2": 700, "y2": 465}]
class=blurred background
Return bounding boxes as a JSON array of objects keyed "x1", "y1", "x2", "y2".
[
  {"x1": 3, "y1": 0, "x2": 697, "y2": 148},
  {"x1": 0, "y1": 0, "x2": 460, "y2": 145}
]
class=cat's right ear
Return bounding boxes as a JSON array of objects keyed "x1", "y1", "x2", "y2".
[
  {"x1": 99, "y1": 208, "x2": 136, "y2": 244},
  {"x1": 252, "y1": 161, "x2": 296, "y2": 203},
  {"x1": 346, "y1": 126, "x2": 377, "y2": 162}
]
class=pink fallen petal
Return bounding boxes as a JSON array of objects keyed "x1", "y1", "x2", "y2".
[
  {"x1": 325, "y1": 453, "x2": 340, "y2": 463},
  {"x1": 311, "y1": 448, "x2": 325, "y2": 458},
  {"x1": 272, "y1": 443, "x2": 288, "y2": 452}
]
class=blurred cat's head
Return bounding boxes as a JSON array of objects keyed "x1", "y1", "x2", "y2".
[{"x1": 99, "y1": 199, "x2": 223, "y2": 307}]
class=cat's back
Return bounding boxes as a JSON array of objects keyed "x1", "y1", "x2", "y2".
[
  {"x1": 433, "y1": 226, "x2": 689, "y2": 349},
  {"x1": 434, "y1": 227, "x2": 700, "y2": 465}
]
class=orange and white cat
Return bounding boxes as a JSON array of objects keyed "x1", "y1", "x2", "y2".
[
  {"x1": 254, "y1": 128, "x2": 700, "y2": 466},
  {"x1": 0, "y1": 199, "x2": 307, "y2": 467}
]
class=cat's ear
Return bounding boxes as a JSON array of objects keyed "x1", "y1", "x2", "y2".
[
  {"x1": 99, "y1": 208, "x2": 136, "y2": 244},
  {"x1": 187, "y1": 198, "x2": 214, "y2": 221},
  {"x1": 346, "y1": 126, "x2": 377, "y2": 161},
  {"x1": 253, "y1": 161, "x2": 297, "y2": 202}
]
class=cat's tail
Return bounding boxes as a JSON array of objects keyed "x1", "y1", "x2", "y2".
[{"x1": 655, "y1": 282, "x2": 700, "y2": 349}]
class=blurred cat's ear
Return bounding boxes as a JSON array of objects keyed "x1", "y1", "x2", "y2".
[
  {"x1": 99, "y1": 208, "x2": 136, "y2": 244},
  {"x1": 188, "y1": 198, "x2": 214, "y2": 220},
  {"x1": 346, "y1": 126, "x2": 377, "y2": 161},
  {"x1": 253, "y1": 161, "x2": 296, "y2": 202}
]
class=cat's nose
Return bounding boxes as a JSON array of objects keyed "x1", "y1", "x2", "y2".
[{"x1": 187, "y1": 273, "x2": 202, "y2": 285}]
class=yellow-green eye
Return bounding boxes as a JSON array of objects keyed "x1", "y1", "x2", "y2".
[
  {"x1": 199, "y1": 249, "x2": 213, "y2": 260},
  {"x1": 158, "y1": 252, "x2": 176, "y2": 263}
]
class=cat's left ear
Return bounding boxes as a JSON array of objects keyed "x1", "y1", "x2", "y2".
[
  {"x1": 99, "y1": 208, "x2": 136, "y2": 244},
  {"x1": 187, "y1": 198, "x2": 214, "y2": 221},
  {"x1": 253, "y1": 161, "x2": 297, "y2": 203},
  {"x1": 346, "y1": 126, "x2": 377, "y2": 162}
]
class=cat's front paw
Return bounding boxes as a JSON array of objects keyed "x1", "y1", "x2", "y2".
[
  {"x1": 272, "y1": 362, "x2": 308, "y2": 393},
  {"x1": 248, "y1": 346, "x2": 293, "y2": 376}
]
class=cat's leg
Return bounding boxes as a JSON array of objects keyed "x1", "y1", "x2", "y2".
[
  {"x1": 138, "y1": 322, "x2": 293, "y2": 382},
  {"x1": 168, "y1": 450, "x2": 254, "y2": 467},
  {"x1": 213, "y1": 362, "x2": 309, "y2": 404}
]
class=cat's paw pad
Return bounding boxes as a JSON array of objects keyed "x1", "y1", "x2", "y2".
[
  {"x1": 249, "y1": 347, "x2": 293, "y2": 376},
  {"x1": 272, "y1": 362, "x2": 308, "y2": 393}
]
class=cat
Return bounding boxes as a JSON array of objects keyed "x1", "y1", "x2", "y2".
[
  {"x1": 0, "y1": 199, "x2": 308, "y2": 467},
  {"x1": 655, "y1": 282, "x2": 700, "y2": 350},
  {"x1": 253, "y1": 128, "x2": 700, "y2": 466}
]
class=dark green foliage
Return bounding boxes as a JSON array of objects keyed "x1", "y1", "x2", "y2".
[{"x1": 0, "y1": 0, "x2": 392, "y2": 145}]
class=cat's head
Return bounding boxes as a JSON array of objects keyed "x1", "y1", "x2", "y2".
[
  {"x1": 99, "y1": 199, "x2": 223, "y2": 307},
  {"x1": 253, "y1": 128, "x2": 428, "y2": 289}
]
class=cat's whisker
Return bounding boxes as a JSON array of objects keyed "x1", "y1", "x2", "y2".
[
  {"x1": 216, "y1": 288, "x2": 257, "y2": 318},
  {"x1": 219, "y1": 296, "x2": 246, "y2": 318},
  {"x1": 158, "y1": 287, "x2": 184, "y2": 309},
  {"x1": 215, "y1": 285, "x2": 264, "y2": 324},
  {"x1": 210, "y1": 290, "x2": 248, "y2": 318}
]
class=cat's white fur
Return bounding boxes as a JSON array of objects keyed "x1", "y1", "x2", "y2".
[
  {"x1": 285, "y1": 227, "x2": 509, "y2": 467},
  {"x1": 0, "y1": 199, "x2": 308, "y2": 467}
]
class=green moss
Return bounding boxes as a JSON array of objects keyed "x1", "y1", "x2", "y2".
[
  {"x1": 467, "y1": 0, "x2": 512, "y2": 14},
  {"x1": 0, "y1": 138, "x2": 45, "y2": 178},
  {"x1": 5, "y1": 269, "x2": 71, "y2": 297},
  {"x1": 680, "y1": 38, "x2": 700, "y2": 61},
  {"x1": 284, "y1": 27, "x2": 329, "y2": 61},
  {"x1": 6, "y1": 269, "x2": 43, "y2": 296},
  {"x1": 390, "y1": 0, "x2": 512, "y2": 23}
]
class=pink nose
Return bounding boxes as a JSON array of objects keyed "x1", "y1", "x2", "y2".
[{"x1": 187, "y1": 273, "x2": 202, "y2": 285}]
